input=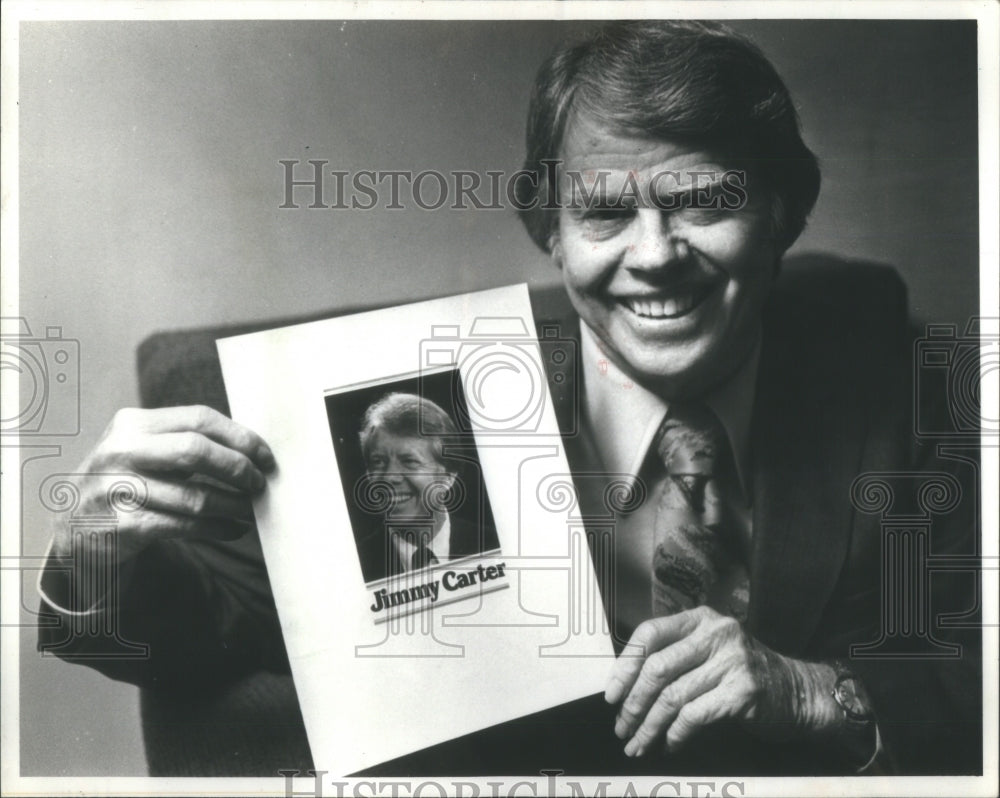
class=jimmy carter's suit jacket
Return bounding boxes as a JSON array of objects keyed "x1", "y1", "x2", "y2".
[
  {"x1": 355, "y1": 515, "x2": 495, "y2": 583},
  {"x1": 38, "y1": 257, "x2": 982, "y2": 776}
]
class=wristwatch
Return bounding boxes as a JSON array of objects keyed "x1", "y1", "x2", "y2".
[
  {"x1": 830, "y1": 661, "x2": 879, "y2": 769},
  {"x1": 831, "y1": 663, "x2": 874, "y2": 722},
  {"x1": 830, "y1": 663, "x2": 875, "y2": 723}
]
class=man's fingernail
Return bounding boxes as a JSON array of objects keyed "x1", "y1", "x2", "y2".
[
  {"x1": 256, "y1": 444, "x2": 276, "y2": 471},
  {"x1": 605, "y1": 679, "x2": 623, "y2": 704},
  {"x1": 614, "y1": 717, "x2": 628, "y2": 739},
  {"x1": 252, "y1": 469, "x2": 266, "y2": 490},
  {"x1": 624, "y1": 738, "x2": 640, "y2": 757}
]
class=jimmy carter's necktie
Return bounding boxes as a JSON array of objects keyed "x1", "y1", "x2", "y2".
[
  {"x1": 411, "y1": 544, "x2": 439, "y2": 571},
  {"x1": 651, "y1": 404, "x2": 750, "y2": 621}
]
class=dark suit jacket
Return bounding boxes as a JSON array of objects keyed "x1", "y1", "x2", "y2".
[
  {"x1": 37, "y1": 256, "x2": 982, "y2": 777},
  {"x1": 355, "y1": 515, "x2": 494, "y2": 582}
]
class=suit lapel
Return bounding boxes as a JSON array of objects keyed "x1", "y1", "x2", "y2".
[
  {"x1": 746, "y1": 298, "x2": 865, "y2": 656},
  {"x1": 531, "y1": 295, "x2": 592, "y2": 468},
  {"x1": 448, "y1": 518, "x2": 478, "y2": 558}
]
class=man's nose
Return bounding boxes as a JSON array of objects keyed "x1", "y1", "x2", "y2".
[{"x1": 623, "y1": 209, "x2": 689, "y2": 275}]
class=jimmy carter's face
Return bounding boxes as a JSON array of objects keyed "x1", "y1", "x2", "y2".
[
  {"x1": 365, "y1": 430, "x2": 455, "y2": 520},
  {"x1": 553, "y1": 115, "x2": 780, "y2": 398}
]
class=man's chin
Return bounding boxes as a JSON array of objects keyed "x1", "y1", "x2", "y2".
[{"x1": 616, "y1": 343, "x2": 727, "y2": 398}]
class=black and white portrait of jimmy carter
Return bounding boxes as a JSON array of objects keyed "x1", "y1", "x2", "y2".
[{"x1": 351, "y1": 392, "x2": 498, "y2": 583}]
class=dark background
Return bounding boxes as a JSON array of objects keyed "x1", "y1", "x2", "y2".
[{"x1": 17, "y1": 19, "x2": 980, "y2": 775}]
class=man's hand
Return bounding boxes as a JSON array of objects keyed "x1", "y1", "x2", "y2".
[
  {"x1": 50, "y1": 405, "x2": 275, "y2": 565},
  {"x1": 605, "y1": 606, "x2": 846, "y2": 758}
]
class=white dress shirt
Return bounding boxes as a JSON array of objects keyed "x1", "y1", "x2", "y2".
[
  {"x1": 390, "y1": 513, "x2": 452, "y2": 572},
  {"x1": 578, "y1": 321, "x2": 759, "y2": 634}
]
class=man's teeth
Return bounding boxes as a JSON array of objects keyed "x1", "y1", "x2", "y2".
[{"x1": 623, "y1": 292, "x2": 700, "y2": 318}]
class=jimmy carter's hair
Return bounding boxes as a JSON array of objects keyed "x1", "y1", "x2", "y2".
[
  {"x1": 516, "y1": 20, "x2": 821, "y2": 254},
  {"x1": 359, "y1": 393, "x2": 458, "y2": 467}
]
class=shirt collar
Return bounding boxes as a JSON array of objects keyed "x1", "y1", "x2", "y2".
[
  {"x1": 391, "y1": 514, "x2": 451, "y2": 571},
  {"x1": 579, "y1": 321, "x2": 759, "y2": 501}
]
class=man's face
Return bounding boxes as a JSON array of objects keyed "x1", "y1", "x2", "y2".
[
  {"x1": 553, "y1": 115, "x2": 780, "y2": 398},
  {"x1": 365, "y1": 430, "x2": 455, "y2": 520}
]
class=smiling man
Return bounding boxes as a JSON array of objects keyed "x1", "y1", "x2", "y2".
[
  {"x1": 509, "y1": 20, "x2": 980, "y2": 774},
  {"x1": 354, "y1": 392, "x2": 484, "y2": 581},
  {"x1": 553, "y1": 123, "x2": 774, "y2": 400}
]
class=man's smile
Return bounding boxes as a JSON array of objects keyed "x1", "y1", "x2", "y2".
[
  {"x1": 617, "y1": 283, "x2": 715, "y2": 319},
  {"x1": 613, "y1": 278, "x2": 721, "y2": 324}
]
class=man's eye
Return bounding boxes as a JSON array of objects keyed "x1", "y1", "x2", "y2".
[
  {"x1": 677, "y1": 206, "x2": 729, "y2": 225},
  {"x1": 578, "y1": 206, "x2": 636, "y2": 238}
]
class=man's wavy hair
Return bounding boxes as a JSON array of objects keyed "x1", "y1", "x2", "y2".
[
  {"x1": 516, "y1": 21, "x2": 821, "y2": 255},
  {"x1": 359, "y1": 392, "x2": 458, "y2": 468}
]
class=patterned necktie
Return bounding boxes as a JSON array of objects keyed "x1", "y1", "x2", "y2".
[
  {"x1": 411, "y1": 544, "x2": 439, "y2": 571},
  {"x1": 651, "y1": 404, "x2": 750, "y2": 621}
]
